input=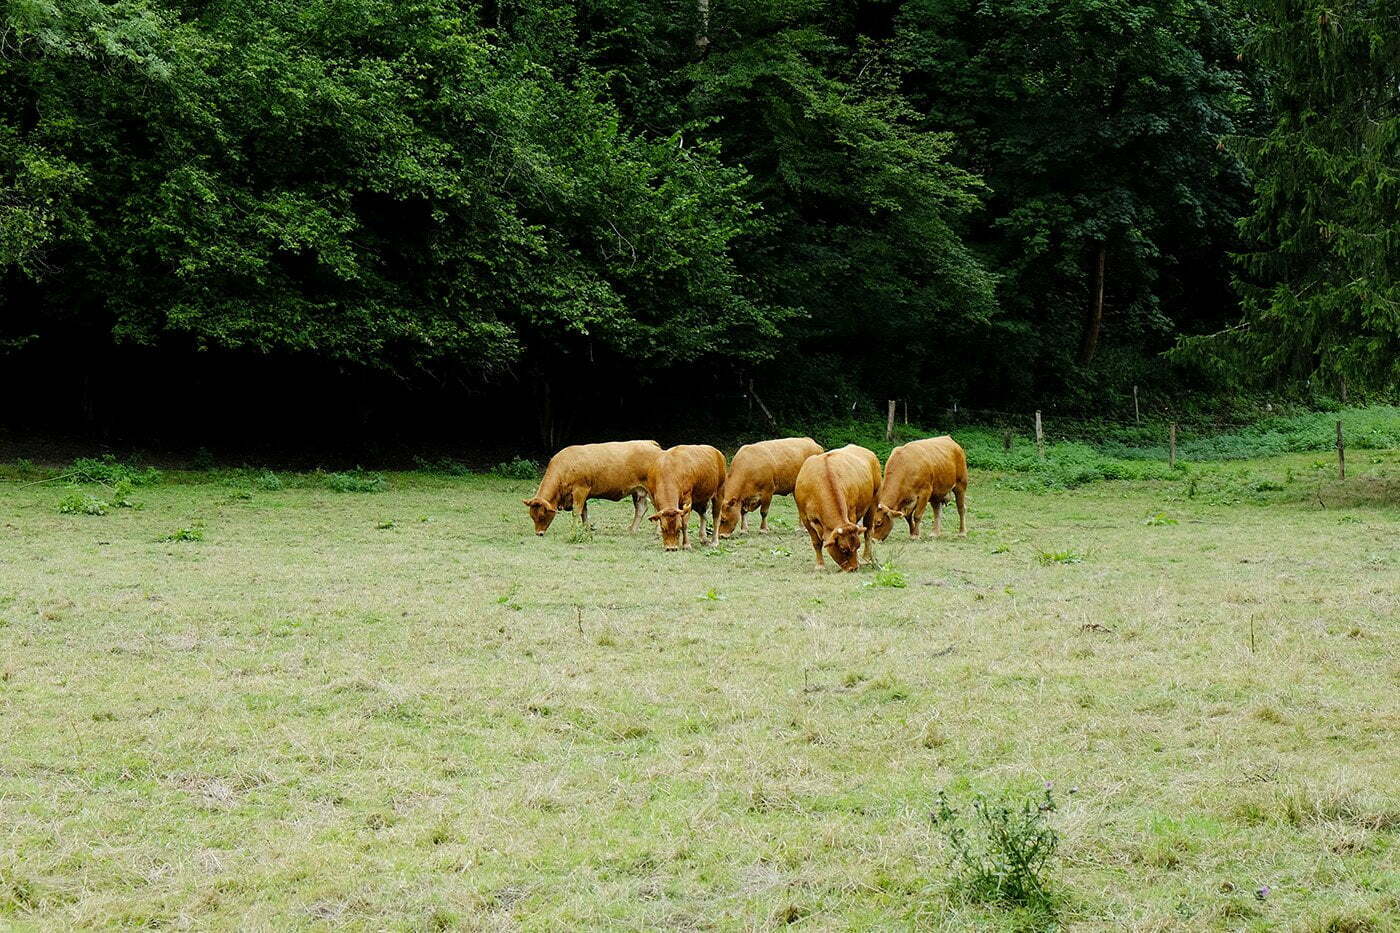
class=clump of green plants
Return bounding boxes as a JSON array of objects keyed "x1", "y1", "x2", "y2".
[
  {"x1": 1036, "y1": 547, "x2": 1085, "y2": 565},
  {"x1": 109, "y1": 479, "x2": 142, "y2": 509},
  {"x1": 68, "y1": 455, "x2": 161, "y2": 487},
  {"x1": 865, "y1": 561, "x2": 908, "y2": 588},
  {"x1": 325, "y1": 470, "x2": 387, "y2": 493},
  {"x1": 1143, "y1": 512, "x2": 1178, "y2": 526},
  {"x1": 697, "y1": 587, "x2": 727, "y2": 601},
  {"x1": 161, "y1": 527, "x2": 204, "y2": 542},
  {"x1": 412, "y1": 456, "x2": 472, "y2": 476},
  {"x1": 252, "y1": 470, "x2": 283, "y2": 490},
  {"x1": 931, "y1": 786, "x2": 1061, "y2": 916},
  {"x1": 492, "y1": 457, "x2": 541, "y2": 480},
  {"x1": 58, "y1": 492, "x2": 108, "y2": 516},
  {"x1": 566, "y1": 522, "x2": 595, "y2": 544}
]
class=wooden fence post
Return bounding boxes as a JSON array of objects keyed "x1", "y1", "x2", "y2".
[
  {"x1": 1034, "y1": 411, "x2": 1044, "y2": 459},
  {"x1": 1169, "y1": 422, "x2": 1177, "y2": 469},
  {"x1": 886, "y1": 400, "x2": 897, "y2": 442},
  {"x1": 1003, "y1": 429, "x2": 1012, "y2": 452},
  {"x1": 1133, "y1": 385, "x2": 1140, "y2": 424},
  {"x1": 903, "y1": 399, "x2": 908, "y2": 425},
  {"x1": 1336, "y1": 420, "x2": 1345, "y2": 479}
]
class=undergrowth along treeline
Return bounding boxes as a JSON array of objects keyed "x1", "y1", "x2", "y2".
[{"x1": 12, "y1": 405, "x2": 1396, "y2": 500}]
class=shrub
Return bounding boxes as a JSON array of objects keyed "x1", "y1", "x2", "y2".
[
  {"x1": 58, "y1": 493, "x2": 108, "y2": 515},
  {"x1": 492, "y1": 457, "x2": 541, "y2": 481},
  {"x1": 109, "y1": 479, "x2": 139, "y2": 509},
  {"x1": 161, "y1": 527, "x2": 204, "y2": 542},
  {"x1": 68, "y1": 455, "x2": 161, "y2": 487},
  {"x1": 326, "y1": 470, "x2": 387, "y2": 493},
  {"x1": 932, "y1": 788, "x2": 1060, "y2": 914},
  {"x1": 252, "y1": 470, "x2": 284, "y2": 491},
  {"x1": 412, "y1": 456, "x2": 473, "y2": 476}
]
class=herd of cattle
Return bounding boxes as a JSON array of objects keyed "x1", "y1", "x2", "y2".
[{"x1": 521, "y1": 436, "x2": 969, "y2": 571}]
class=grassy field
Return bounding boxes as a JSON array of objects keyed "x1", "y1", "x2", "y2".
[{"x1": 1, "y1": 448, "x2": 1398, "y2": 930}]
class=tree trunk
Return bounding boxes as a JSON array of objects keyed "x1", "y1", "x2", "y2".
[
  {"x1": 695, "y1": 0, "x2": 709, "y2": 52},
  {"x1": 1079, "y1": 244, "x2": 1106, "y2": 365}
]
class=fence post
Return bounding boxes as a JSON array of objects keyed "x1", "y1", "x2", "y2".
[
  {"x1": 1336, "y1": 420, "x2": 1345, "y2": 479},
  {"x1": 1169, "y1": 422, "x2": 1177, "y2": 470},
  {"x1": 1003, "y1": 429, "x2": 1012, "y2": 452},
  {"x1": 886, "y1": 400, "x2": 897, "y2": 442},
  {"x1": 1133, "y1": 385, "x2": 1140, "y2": 424},
  {"x1": 903, "y1": 399, "x2": 908, "y2": 425},
  {"x1": 1034, "y1": 411, "x2": 1044, "y2": 459}
]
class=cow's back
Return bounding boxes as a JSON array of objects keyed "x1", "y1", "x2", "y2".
[
  {"x1": 651, "y1": 444, "x2": 725, "y2": 501},
  {"x1": 797, "y1": 445, "x2": 879, "y2": 522},
  {"x1": 731, "y1": 436, "x2": 820, "y2": 495},
  {"x1": 554, "y1": 440, "x2": 660, "y2": 495}
]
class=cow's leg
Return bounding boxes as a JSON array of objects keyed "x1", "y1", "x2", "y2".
[
  {"x1": 954, "y1": 485, "x2": 967, "y2": 535},
  {"x1": 710, "y1": 495, "x2": 721, "y2": 546},
  {"x1": 759, "y1": 493, "x2": 773, "y2": 532},
  {"x1": 805, "y1": 523, "x2": 825, "y2": 569},
  {"x1": 739, "y1": 510, "x2": 747, "y2": 533},
  {"x1": 567, "y1": 485, "x2": 590, "y2": 531},
  {"x1": 911, "y1": 494, "x2": 929, "y2": 538},
  {"x1": 862, "y1": 504, "x2": 877, "y2": 564},
  {"x1": 932, "y1": 498, "x2": 944, "y2": 537},
  {"x1": 629, "y1": 489, "x2": 646, "y2": 533}
]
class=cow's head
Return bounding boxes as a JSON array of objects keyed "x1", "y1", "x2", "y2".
[
  {"x1": 824, "y1": 522, "x2": 865, "y2": 572},
  {"x1": 870, "y1": 504, "x2": 905, "y2": 542},
  {"x1": 717, "y1": 495, "x2": 753, "y2": 538},
  {"x1": 522, "y1": 497, "x2": 558, "y2": 535},
  {"x1": 649, "y1": 506, "x2": 689, "y2": 550}
]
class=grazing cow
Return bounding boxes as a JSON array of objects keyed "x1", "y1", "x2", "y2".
[
  {"x1": 794, "y1": 444, "x2": 881, "y2": 571},
  {"x1": 646, "y1": 445, "x2": 727, "y2": 551},
  {"x1": 870, "y1": 435, "x2": 968, "y2": 541},
  {"x1": 717, "y1": 436, "x2": 823, "y2": 538},
  {"x1": 523, "y1": 440, "x2": 662, "y2": 536}
]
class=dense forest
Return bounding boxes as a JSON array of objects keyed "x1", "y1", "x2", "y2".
[{"x1": 1, "y1": 0, "x2": 1395, "y2": 452}]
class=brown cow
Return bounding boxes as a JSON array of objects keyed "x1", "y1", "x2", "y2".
[
  {"x1": 717, "y1": 436, "x2": 823, "y2": 538},
  {"x1": 794, "y1": 444, "x2": 881, "y2": 571},
  {"x1": 870, "y1": 436, "x2": 968, "y2": 541},
  {"x1": 646, "y1": 445, "x2": 727, "y2": 551},
  {"x1": 523, "y1": 440, "x2": 662, "y2": 536}
]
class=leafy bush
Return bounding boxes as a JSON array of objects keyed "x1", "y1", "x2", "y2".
[
  {"x1": 161, "y1": 527, "x2": 205, "y2": 542},
  {"x1": 252, "y1": 470, "x2": 284, "y2": 491},
  {"x1": 412, "y1": 456, "x2": 473, "y2": 476},
  {"x1": 492, "y1": 457, "x2": 541, "y2": 481},
  {"x1": 325, "y1": 470, "x2": 387, "y2": 493},
  {"x1": 58, "y1": 493, "x2": 108, "y2": 515},
  {"x1": 68, "y1": 455, "x2": 161, "y2": 487},
  {"x1": 932, "y1": 788, "x2": 1060, "y2": 914},
  {"x1": 109, "y1": 479, "x2": 139, "y2": 509}
]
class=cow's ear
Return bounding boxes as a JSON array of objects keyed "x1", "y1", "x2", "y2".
[
  {"x1": 648, "y1": 513, "x2": 663, "y2": 522},
  {"x1": 522, "y1": 498, "x2": 535, "y2": 506},
  {"x1": 823, "y1": 531, "x2": 837, "y2": 547}
]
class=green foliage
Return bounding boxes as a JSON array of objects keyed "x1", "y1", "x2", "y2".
[
  {"x1": 1143, "y1": 512, "x2": 1178, "y2": 526},
  {"x1": 1036, "y1": 548, "x2": 1085, "y2": 566},
  {"x1": 325, "y1": 470, "x2": 387, "y2": 493},
  {"x1": 252, "y1": 471, "x2": 284, "y2": 491},
  {"x1": 1198, "y1": 0, "x2": 1399, "y2": 390},
  {"x1": 865, "y1": 562, "x2": 908, "y2": 589},
  {"x1": 491, "y1": 458, "x2": 541, "y2": 481},
  {"x1": 931, "y1": 788, "x2": 1061, "y2": 914},
  {"x1": 161, "y1": 527, "x2": 204, "y2": 542},
  {"x1": 57, "y1": 492, "x2": 107, "y2": 515},
  {"x1": 412, "y1": 457, "x2": 472, "y2": 476},
  {"x1": 68, "y1": 456, "x2": 161, "y2": 487}
]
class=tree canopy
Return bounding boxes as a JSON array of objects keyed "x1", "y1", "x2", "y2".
[{"x1": 1, "y1": 0, "x2": 1391, "y2": 444}]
